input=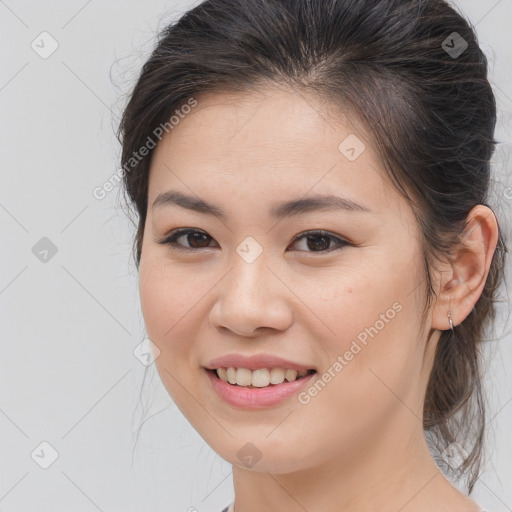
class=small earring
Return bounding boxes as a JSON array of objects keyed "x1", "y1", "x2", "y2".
[{"x1": 448, "y1": 310, "x2": 454, "y2": 330}]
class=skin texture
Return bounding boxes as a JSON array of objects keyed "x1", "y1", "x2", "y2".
[{"x1": 138, "y1": 86, "x2": 498, "y2": 512}]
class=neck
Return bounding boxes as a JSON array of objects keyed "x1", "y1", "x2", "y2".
[{"x1": 230, "y1": 420, "x2": 478, "y2": 512}]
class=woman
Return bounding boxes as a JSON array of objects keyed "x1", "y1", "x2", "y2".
[{"x1": 117, "y1": 0, "x2": 508, "y2": 510}]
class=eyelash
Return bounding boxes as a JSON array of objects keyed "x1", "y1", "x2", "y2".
[{"x1": 157, "y1": 228, "x2": 351, "y2": 254}]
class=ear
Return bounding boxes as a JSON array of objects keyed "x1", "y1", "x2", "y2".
[{"x1": 431, "y1": 205, "x2": 499, "y2": 330}]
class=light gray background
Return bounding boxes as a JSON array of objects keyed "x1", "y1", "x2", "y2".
[{"x1": 1, "y1": 1, "x2": 511, "y2": 511}]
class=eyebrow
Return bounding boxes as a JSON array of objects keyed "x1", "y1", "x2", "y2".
[{"x1": 152, "y1": 190, "x2": 371, "y2": 220}]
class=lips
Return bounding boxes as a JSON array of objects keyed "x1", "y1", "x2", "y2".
[
  {"x1": 205, "y1": 366, "x2": 317, "y2": 408},
  {"x1": 204, "y1": 353, "x2": 316, "y2": 372}
]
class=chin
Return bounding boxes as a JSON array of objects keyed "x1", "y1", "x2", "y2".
[{"x1": 215, "y1": 440, "x2": 315, "y2": 475}]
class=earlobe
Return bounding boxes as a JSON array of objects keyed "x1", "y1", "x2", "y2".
[{"x1": 431, "y1": 205, "x2": 499, "y2": 331}]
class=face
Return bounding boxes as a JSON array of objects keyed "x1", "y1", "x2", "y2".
[{"x1": 139, "y1": 86, "x2": 435, "y2": 473}]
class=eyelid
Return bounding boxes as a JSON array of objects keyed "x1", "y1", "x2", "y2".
[{"x1": 157, "y1": 228, "x2": 351, "y2": 254}]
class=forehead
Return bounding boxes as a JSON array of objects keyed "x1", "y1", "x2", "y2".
[
  {"x1": 153, "y1": 86, "x2": 365, "y2": 161},
  {"x1": 147, "y1": 87, "x2": 395, "y2": 216}
]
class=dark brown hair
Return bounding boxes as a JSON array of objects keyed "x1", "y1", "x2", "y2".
[{"x1": 117, "y1": 0, "x2": 509, "y2": 493}]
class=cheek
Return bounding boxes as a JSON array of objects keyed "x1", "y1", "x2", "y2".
[
  {"x1": 303, "y1": 262, "x2": 404, "y2": 349},
  {"x1": 138, "y1": 253, "x2": 221, "y2": 374},
  {"x1": 138, "y1": 256, "x2": 207, "y2": 413},
  {"x1": 306, "y1": 255, "x2": 424, "y2": 399},
  {"x1": 139, "y1": 257, "x2": 195, "y2": 356},
  {"x1": 139, "y1": 260, "x2": 171, "y2": 341},
  {"x1": 295, "y1": 305, "x2": 421, "y2": 462}
]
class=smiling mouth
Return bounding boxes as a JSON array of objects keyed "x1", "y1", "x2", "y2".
[{"x1": 206, "y1": 368, "x2": 317, "y2": 388}]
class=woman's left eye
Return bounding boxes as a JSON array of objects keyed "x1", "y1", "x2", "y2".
[{"x1": 157, "y1": 229, "x2": 350, "y2": 254}]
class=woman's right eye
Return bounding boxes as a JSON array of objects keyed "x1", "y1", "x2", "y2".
[{"x1": 157, "y1": 228, "x2": 217, "y2": 253}]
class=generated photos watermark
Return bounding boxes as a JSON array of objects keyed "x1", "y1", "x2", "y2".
[
  {"x1": 298, "y1": 300, "x2": 403, "y2": 405},
  {"x1": 93, "y1": 97, "x2": 198, "y2": 200}
]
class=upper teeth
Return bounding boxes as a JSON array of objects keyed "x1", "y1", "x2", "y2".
[{"x1": 215, "y1": 367, "x2": 310, "y2": 387}]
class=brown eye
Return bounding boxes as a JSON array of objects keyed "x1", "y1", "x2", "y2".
[
  {"x1": 288, "y1": 230, "x2": 349, "y2": 253},
  {"x1": 158, "y1": 229, "x2": 217, "y2": 252}
]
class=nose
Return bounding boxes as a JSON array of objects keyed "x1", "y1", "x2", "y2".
[{"x1": 209, "y1": 254, "x2": 294, "y2": 337}]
